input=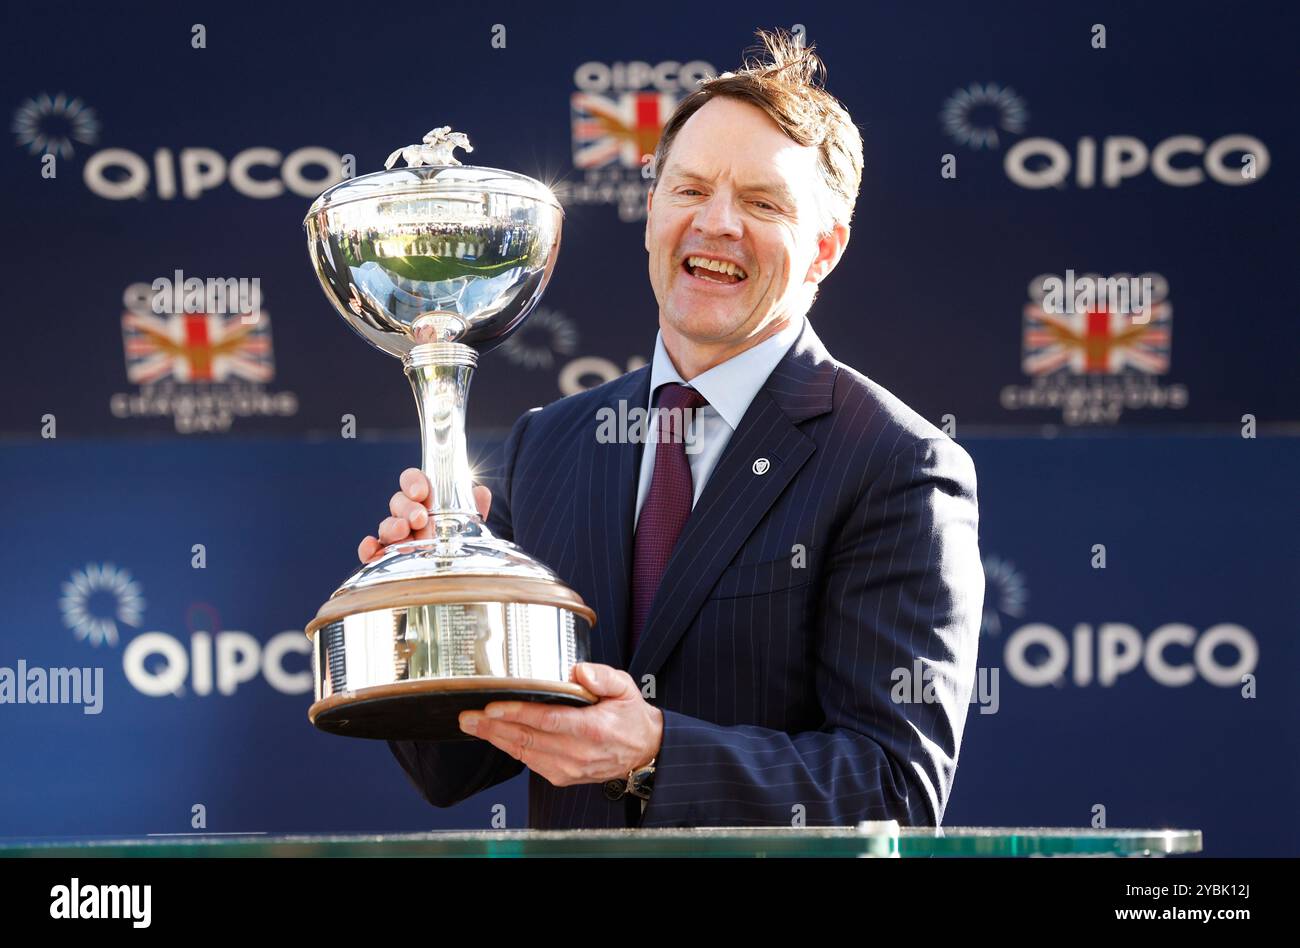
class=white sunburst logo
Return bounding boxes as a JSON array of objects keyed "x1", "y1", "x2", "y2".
[
  {"x1": 939, "y1": 82, "x2": 1028, "y2": 150},
  {"x1": 980, "y1": 554, "x2": 1028, "y2": 637},
  {"x1": 498, "y1": 307, "x2": 579, "y2": 370},
  {"x1": 12, "y1": 91, "x2": 101, "y2": 158},
  {"x1": 59, "y1": 563, "x2": 145, "y2": 647}
]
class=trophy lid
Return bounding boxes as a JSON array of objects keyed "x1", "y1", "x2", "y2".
[
  {"x1": 305, "y1": 164, "x2": 563, "y2": 223},
  {"x1": 305, "y1": 128, "x2": 560, "y2": 223}
]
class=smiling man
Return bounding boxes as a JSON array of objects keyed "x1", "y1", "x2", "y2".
[{"x1": 369, "y1": 29, "x2": 985, "y2": 829}]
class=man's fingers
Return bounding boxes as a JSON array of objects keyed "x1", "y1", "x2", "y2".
[
  {"x1": 377, "y1": 516, "x2": 411, "y2": 545},
  {"x1": 357, "y1": 536, "x2": 382, "y2": 563},
  {"x1": 402, "y1": 469, "x2": 486, "y2": 522},
  {"x1": 370, "y1": 471, "x2": 479, "y2": 556},
  {"x1": 389, "y1": 490, "x2": 429, "y2": 529},
  {"x1": 359, "y1": 470, "x2": 437, "y2": 564},
  {"x1": 473, "y1": 484, "x2": 492, "y2": 522},
  {"x1": 478, "y1": 701, "x2": 585, "y2": 737},
  {"x1": 463, "y1": 714, "x2": 575, "y2": 763},
  {"x1": 400, "y1": 467, "x2": 430, "y2": 503}
]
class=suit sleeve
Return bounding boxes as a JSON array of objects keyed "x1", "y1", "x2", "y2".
[
  {"x1": 639, "y1": 436, "x2": 984, "y2": 828},
  {"x1": 385, "y1": 410, "x2": 537, "y2": 809}
]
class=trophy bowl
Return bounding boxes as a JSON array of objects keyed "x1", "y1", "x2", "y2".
[{"x1": 301, "y1": 128, "x2": 597, "y2": 741}]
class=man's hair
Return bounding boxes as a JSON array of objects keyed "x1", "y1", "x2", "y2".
[{"x1": 651, "y1": 28, "x2": 865, "y2": 237}]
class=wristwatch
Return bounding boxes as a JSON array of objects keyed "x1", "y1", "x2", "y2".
[{"x1": 603, "y1": 756, "x2": 656, "y2": 801}]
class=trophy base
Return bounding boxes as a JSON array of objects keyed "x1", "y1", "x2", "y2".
[{"x1": 304, "y1": 533, "x2": 598, "y2": 742}]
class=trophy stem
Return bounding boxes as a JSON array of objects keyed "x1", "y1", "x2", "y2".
[{"x1": 403, "y1": 342, "x2": 482, "y2": 537}]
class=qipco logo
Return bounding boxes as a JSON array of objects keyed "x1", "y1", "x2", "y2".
[
  {"x1": 1005, "y1": 134, "x2": 1270, "y2": 189},
  {"x1": 1004, "y1": 622, "x2": 1258, "y2": 688},
  {"x1": 123, "y1": 630, "x2": 311, "y2": 697},
  {"x1": 84, "y1": 146, "x2": 344, "y2": 200},
  {"x1": 573, "y1": 60, "x2": 717, "y2": 94}
]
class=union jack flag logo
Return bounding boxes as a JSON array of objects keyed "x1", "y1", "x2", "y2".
[
  {"x1": 1022, "y1": 300, "x2": 1172, "y2": 376},
  {"x1": 570, "y1": 91, "x2": 677, "y2": 169},
  {"x1": 121, "y1": 310, "x2": 274, "y2": 384}
]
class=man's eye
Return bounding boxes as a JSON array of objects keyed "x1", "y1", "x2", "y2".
[
  {"x1": 751, "y1": 201, "x2": 776, "y2": 211},
  {"x1": 681, "y1": 188, "x2": 704, "y2": 196}
]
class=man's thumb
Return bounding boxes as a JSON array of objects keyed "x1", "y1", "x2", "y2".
[
  {"x1": 472, "y1": 483, "x2": 492, "y2": 521},
  {"x1": 575, "y1": 662, "x2": 624, "y2": 697}
]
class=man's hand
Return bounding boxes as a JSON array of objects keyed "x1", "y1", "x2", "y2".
[
  {"x1": 358, "y1": 467, "x2": 492, "y2": 563},
  {"x1": 458, "y1": 663, "x2": 664, "y2": 788}
]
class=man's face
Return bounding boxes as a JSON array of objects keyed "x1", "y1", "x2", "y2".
[{"x1": 644, "y1": 96, "x2": 848, "y2": 350}]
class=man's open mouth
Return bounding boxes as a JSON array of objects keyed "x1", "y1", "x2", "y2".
[{"x1": 682, "y1": 255, "x2": 748, "y2": 285}]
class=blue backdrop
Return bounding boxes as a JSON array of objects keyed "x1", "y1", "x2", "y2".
[{"x1": 1, "y1": 0, "x2": 1296, "y2": 855}]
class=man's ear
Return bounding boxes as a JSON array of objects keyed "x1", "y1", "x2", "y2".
[
  {"x1": 805, "y1": 222, "x2": 850, "y2": 286},
  {"x1": 644, "y1": 186, "x2": 655, "y2": 253}
]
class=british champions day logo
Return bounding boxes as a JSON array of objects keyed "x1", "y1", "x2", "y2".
[
  {"x1": 561, "y1": 59, "x2": 715, "y2": 221},
  {"x1": 110, "y1": 278, "x2": 298, "y2": 433},
  {"x1": 1000, "y1": 272, "x2": 1187, "y2": 425}
]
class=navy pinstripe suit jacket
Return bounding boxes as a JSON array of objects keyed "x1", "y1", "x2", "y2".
[{"x1": 389, "y1": 320, "x2": 984, "y2": 828}]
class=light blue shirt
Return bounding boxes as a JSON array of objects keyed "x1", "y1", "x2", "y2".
[{"x1": 634, "y1": 316, "x2": 805, "y2": 528}]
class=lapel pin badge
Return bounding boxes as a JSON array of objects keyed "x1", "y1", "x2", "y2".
[{"x1": 752, "y1": 458, "x2": 771, "y2": 475}]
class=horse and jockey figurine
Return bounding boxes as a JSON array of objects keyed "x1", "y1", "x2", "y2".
[{"x1": 385, "y1": 126, "x2": 474, "y2": 169}]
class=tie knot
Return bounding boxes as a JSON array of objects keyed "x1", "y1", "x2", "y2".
[{"x1": 656, "y1": 382, "x2": 709, "y2": 413}]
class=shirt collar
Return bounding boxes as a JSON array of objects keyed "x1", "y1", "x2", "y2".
[{"x1": 647, "y1": 315, "x2": 806, "y2": 430}]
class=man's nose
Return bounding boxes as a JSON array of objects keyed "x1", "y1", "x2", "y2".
[{"x1": 692, "y1": 193, "x2": 743, "y2": 238}]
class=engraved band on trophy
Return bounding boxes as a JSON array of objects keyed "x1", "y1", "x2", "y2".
[{"x1": 302, "y1": 126, "x2": 597, "y2": 741}]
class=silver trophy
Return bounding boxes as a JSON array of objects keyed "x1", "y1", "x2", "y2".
[{"x1": 302, "y1": 127, "x2": 596, "y2": 740}]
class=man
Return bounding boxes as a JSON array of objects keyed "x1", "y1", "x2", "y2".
[{"x1": 361, "y1": 29, "x2": 984, "y2": 829}]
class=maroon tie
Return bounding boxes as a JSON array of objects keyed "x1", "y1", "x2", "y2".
[{"x1": 630, "y1": 383, "x2": 709, "y2": 655}]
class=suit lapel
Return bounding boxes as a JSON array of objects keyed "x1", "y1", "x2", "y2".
[
  {"x1": 627, "y1": 322, "x2": 838, "y2": 683},
  {"x1": 574, "y1": 366, "x2": 650, "y2": 671}
]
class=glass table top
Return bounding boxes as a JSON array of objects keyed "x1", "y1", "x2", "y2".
[{"x1": 0, "y1": 825, "x2": 1203, "y2": 858}]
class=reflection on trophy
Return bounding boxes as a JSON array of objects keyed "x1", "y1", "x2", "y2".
[{"x1": 302, "y1": 127, "x2": 596, "y2": 741}]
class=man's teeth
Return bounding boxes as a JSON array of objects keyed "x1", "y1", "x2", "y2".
[{"x1": 687, "y1": 256, "x2": 747, "y2": 279}]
